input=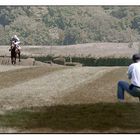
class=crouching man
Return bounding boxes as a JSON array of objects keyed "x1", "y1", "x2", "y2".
[{"x1": 117, "y1": 54, "x2": 140, "y2": 102}]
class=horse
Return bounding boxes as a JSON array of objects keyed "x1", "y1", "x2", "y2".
[{"x1": 10, "y1": 41, "x2": 21, "y2": 65}]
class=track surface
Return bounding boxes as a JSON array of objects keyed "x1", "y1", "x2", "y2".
[
  {"x1": 0, "y1": 65, "x2": 139, "y2": 133},
  {"x1": 0, "y1": 65, "x2": 137, "y2": 112}
]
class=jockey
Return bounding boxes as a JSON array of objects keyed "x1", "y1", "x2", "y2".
[{"x1": 10, "y1": 35, "x2": 21, "y2": 50}]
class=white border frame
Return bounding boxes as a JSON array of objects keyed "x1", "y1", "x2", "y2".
[{"x1": 0, "y1": 0, "x2": 140, "y2": 5}]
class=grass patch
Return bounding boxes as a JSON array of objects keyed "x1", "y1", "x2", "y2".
[
  {"x1": 33, "y1": 55, "x2": 133, "y2": 66},
  {"x1": 22, "y1": 55, "x2": 133, "y2": 66},
  {"x1": 0, "y1": 66, "x2": 65, "y2": 89},
  {"x1": 1, "y1": 103, "x2": 140, "y2": 133}
]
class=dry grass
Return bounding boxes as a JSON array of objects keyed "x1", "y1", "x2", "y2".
[
  {"x1": 0, "y1": 65, "x2": 64, "y2": 90},
  {"x1": 57, "y1": 67, "x2": 139, "y2": 104},
  {"x1": 23, "y1": 42, "x2": 138, "y2": 57},
  {"x1": 0, "y1": 66, "x2": 137, "y2": 112},
  {"x1": 0, "y1": 42, "x2": 139, "y2": 58},
  {"x1": 0, "y1": 67, "x2": 114, "y2": 111},
  {"x1": 0, "y1": 65, "x2": 32, "y2": 72},
  {"x1": 0, "y1": 65, "x2": 138, "y2": 133},
  {"x1": 0, "y1": 43, "x2": 139, "y2": 133}
]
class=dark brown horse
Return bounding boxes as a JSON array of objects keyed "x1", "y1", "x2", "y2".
[{"x1": 10, "y1": 41, "x2": 21, "y2": 65}]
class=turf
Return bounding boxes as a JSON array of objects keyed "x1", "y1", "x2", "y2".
[
  {"x1": 57, "y1": 67, "x2": 137, "y2": 104},
  {"x1": 0, "y1": 66, "x2": 64, "y2": 89},
  {"x1": 0, "y1": 67, "x2": 138, "y2": 133},
  {"x1": 0, "y1": 103, "x2": 140, "y2": 133}
]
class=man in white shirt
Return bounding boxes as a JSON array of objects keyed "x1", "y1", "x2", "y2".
[{"x1": 117, "y1": 54, "x2": 140, "y2": 102}]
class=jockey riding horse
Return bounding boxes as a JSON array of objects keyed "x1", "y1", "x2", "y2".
[{"x1": 9, "y1": 35, "x2": 21, "y2": 64}]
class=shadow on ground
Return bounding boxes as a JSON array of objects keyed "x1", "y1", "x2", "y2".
[{"x1": 0, "y1": 103, "x2": 140, "y2": 133}]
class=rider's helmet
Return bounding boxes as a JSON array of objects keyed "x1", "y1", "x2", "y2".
[{"x1": 14, "y1": 35, "x2": 18, "y2": 39}]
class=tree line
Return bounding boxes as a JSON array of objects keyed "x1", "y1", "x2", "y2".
[{"x1": 0, "y1": 6, "x2": 140, "y2": 45}]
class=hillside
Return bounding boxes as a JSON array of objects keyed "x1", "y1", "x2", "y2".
[{"x1": 0, "y1": 6, "x2": 140, "y2": 45}]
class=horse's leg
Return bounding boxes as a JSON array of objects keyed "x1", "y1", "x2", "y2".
[
  {"x1": 11, "y1": 53, "x2": 13, "y2": 64},
  {"x1": 12, "y1": 53, "x2": 16, "y2": 65},
  {"x1": 15, "y1": 54, "x2": 16, "y2": 64},
  {"x1": 11, "y1": 58, "x2": 14, "y2": 65},
  {"x1": 18, "y1": 51, "x2": 21, "y2": 62},
  {"x1": 12, "y1": 57, "x2": 15, "y2": 65}
]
